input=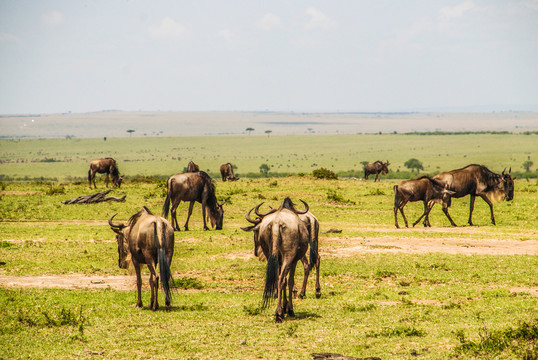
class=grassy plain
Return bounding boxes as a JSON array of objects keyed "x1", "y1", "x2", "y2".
[
  {"x1": 1, "y1": 176, "x2": 537, "y2": 359},
  {"x1": 1, "y1": 133, "x2": 537, "y2": 181}
]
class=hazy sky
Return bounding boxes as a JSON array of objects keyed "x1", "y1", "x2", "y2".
[{"x1": 1, "y1": 0, "x2": 537, "y2": 114}]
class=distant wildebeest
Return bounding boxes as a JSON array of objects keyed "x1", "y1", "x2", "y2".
[
  {"x1": 393, "y1": 176, "x2": 456, "y2": 228},
  {"x1": 432, "y1": 164, "x2": 515, "y2": 226},
  {"x1": 186, "y1": 161, "x2": 199, "y2": 173},
  {"x1": 245, "y1": 201, "x2": 321, "y2": 299},
  {"x1": 108, "y1": 207, "x2": 175, "y2": 311},
  {"x1": 220, "y1": 163, "x2": 238, "y2": 182},
  {"x1": 162, "y1": 171, "x2": 224, "y2": 231},
  {"x1": 88, "y1": 158, "x2": 123, "y2": 189},
  {"x1": 242, "y1": 198, "x2": 312, "y2": 322},
  {"x1": 364, "y1": 160, "x2": 390, "y2": 181}
]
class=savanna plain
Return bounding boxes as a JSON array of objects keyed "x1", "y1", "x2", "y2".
[{"x1": 0, "y1": 133, "x2": 537, "y2": 359}]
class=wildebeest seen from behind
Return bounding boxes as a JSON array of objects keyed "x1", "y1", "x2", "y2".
[
  {"x1": 394, "y1": 176, "x2": 456, "y2": 228},
  {"x1": 242, "y1": 198, "x2": 311, "y2": 323},
  {"x1": 186, "y1": 161, "x2": 199, "y2": 173},
  {"x1": 220, "y1": 163, "x2": 238, "y2": 181},
  {"x1": 245, "y1": 201, "x2": 321, "y2": 299},
  {"x1": 88, "y1": 158, "x2": 123, "y2": 189},
  {"x1": 162, "y1": 171, "x2": 224, "y2": 231},
  {"x1": 364, "y1": 160, "x2": 390, "y2": 181},
  {"x1": 432, "y1": 164, "x2": 514, "y2": 226},
  {"x1": 108, "y1": 207, "x2": 175, "y2": 311}
]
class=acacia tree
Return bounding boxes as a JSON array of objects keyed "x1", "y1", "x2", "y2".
[
  {"x1": 404, "y1": 158, "x2": 424, "y2": 173},
  {"x1": 265, "y1": 130, "x2": 272, "y2": 137},
  {"x1": 126, "y1": 129, "x2": 135, "y2": 137},
  {"x1": 259, "y1": 163, "x2": 270, "y2": 176},
  {"x1": 246, "y1": 127, "x2": 254, "y2": 135}
]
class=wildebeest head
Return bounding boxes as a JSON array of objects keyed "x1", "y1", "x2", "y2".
[
  {"x1": 108, "y1": 213, "x2": 130, "y2": 269},
  {"x1": 208, "y1": 200, "x2": 225, "y2": 230},
  {"x1": 501, "y1": 168, "x2": 514, "y2": 201},
  {"x1": 381, "y1": 161, "x2": 390, "y2": 175}
]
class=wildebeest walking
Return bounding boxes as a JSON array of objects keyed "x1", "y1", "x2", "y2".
[
  {"x1": 220, "y1": 163, "x2": 238, "y2": 181},
  {"x1": 364, "y1": 160, "x2": 390, "y2": 181},
  {"x1": 162, "y1": 171, "x2": 224, "y2": 231},
  {"x1": 245, "y1": 201, "x2": 321, "y2": 299},
  {"x1": 88, "y1": 158, "x2": 123, "y2": 189},
  {"x1": 242, "y1": 198, "x2": 312, "y2": 322},
  {"x1": 393, "y1": 176, "x2": 455, "y2": 228},
  {"x1": 186, "y1": 161, "x2": 199, "y2": 173},
  {"x1": 432, "y1": 164, "x2": 514, "y2": 226},
  {"x1": 108, "y1": 207, "x2": 175, "y2": 311}
]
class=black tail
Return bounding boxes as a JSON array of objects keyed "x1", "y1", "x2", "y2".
[
  {"x1": 308, "y1": 220, "x2": 319, "y2": 273},
  {"x1": 88, "y1": 169, "x2": 92, "y2": 183},
  {"x1": 155, "y1": 222, "x2": 174, "y2": 306},
  {"x1": 393, "y1": 185, "x2": 399, "y2": 208},
  {"x1": 263, "y1": 255, "x2": 279, "y2": 309},
  {"x1": 162, "y1": 182, "x2": 171, "y2": 218}
]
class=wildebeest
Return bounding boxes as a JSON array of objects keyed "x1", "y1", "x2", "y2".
[
  {"x1": 162, "y1": 171, "x2": 224, "y2": 231},
  {"x1": 245, "y1": 202, "x2": 321, "y2": 299},
  {"x1": 432, "y1": 164, "x2": 515, "y2": 226},
  {"x1": 364, "y1": 160, "x2": 390, "y2": 181},
  {"x1": 242, "y1": 198, "x2": 312, "y2": 322},
  {"x1": 186, "y1": 161, "x2": 199, "y2": 173},
  {"x1": 393, "y1": 176, "x2": 456, "y2": 228},
  {"x1": 88, "y1": 158, "x2": 123, "y2": 189},
  {"x1": 108, "y1": 207, "x2": 175, "y2": 311},
  {"x1": 220, "y1": 163, "x2": 238, "y2": 181}
]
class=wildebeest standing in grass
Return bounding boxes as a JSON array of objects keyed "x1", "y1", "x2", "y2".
[
  {"x1": 394, "y1": 176, "x2": 456, "y2": 228},
  {"x1": 88, "y1": 158, "x2": 123, "y2": 189},
  {"x1": 220, "y1": 163, "x2": 238, "y2": 181},
  {"x1": 432, "y1": 164, "x2": 515, "y2": 226},
  {"x1": 108, "y1": 207, "x2": 175, "y2": 311},
  {"x1": 242, "y1": 198, "x2": 311, "y2": 323},
  {"x1": 162, "y1": 171, "x2": 224, "y2": 231},
  {"x1": 364, "y1": 160, "x2": 390, "y2": 181},
  {"x1": 186, "y1": 161, "x2": 199, "y2": 173},
  {"x1": 245, "y1": 201, "x2": 321, "y2": 299}
]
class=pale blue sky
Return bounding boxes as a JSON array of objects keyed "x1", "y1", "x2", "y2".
[{"x1": 1, "y1": 0, "x2": 537, "y2": 114}]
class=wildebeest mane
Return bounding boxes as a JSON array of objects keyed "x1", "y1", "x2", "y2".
[
  {"x1": 198, "y1": 171, "x2": 217, "y2": 206},
  {"x1": 415, "y1": 175, "x2": 444, "y2": 188},
  {"x1": 477, "y1": 165, "x2": 502, "y2": 188},
  {"x1": 128, "y1": 206, "x2": 153, "y2": 227}
]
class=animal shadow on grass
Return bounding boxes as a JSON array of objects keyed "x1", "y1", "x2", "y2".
[{"x1": 289, "y1": 311, "x2": 322, "y2": 321}]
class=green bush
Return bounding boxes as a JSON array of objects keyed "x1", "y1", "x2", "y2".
[{"x1": 312, "y1": 168, "x2": 338, "y2": 180}]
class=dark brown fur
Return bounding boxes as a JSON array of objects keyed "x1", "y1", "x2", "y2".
[
  {"x1": 108, "y1": 207, "x2": 175, "y2": 311},
  {"x1": 162, "y1": 171, "x2": 224, "y2": 231},
  {"x1": 394, "y1": 176, "x2": 455, "y2": 228},
  {"x1": 186, "y1": 161, "x2": 199, "y2": 173},
  {"x1": 88, "y1": 158, "x2": 122, "y2": 189},
  {"x1": 220, "y1": 163, "x2": 238, "y2": 181},
  {"x1": 364, "y1": 160, "x2": 390, "y2": 181},
  {"x1": 433, "y1": 164, "x2": 514, "y2": 226}
]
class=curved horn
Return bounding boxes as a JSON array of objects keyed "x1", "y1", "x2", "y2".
[
  {"x1": 502, "y1": 168, "x2": 506, "y2": 175},
  {"x1": 219, "y1": 199, "x2": 226, "y2": 207},
  {"x1": 295, "y1": 199, "x2": 309, "y2": 215},
  {"x1": 108, "y1": 213, "x2": 124, "y2": 229},
  {"x1": 244, "y1": 206, "x2": 260, "y2": 225},
  {"x1": 254, "y1": 202, "x2": 276, "y2": 217}
]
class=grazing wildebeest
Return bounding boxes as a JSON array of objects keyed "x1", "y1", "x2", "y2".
[
  {"x1": 242, "y1": 198, "x2": 311, "y2": 322},
  {"x1": 364, "y1": 160, "x2": 390, "y2": 181},
  {"x1": 394, "y1": 176, "x2": 456, "y2": 228},
  {"x1": 162, "y1": 171, "x2": 224, "y2": 231},
  {"x1": 432, "y1": 164, "x2": 515, "y2": 226},
  {"x1": 245, "y1": 202, "x2": 321, "y2": 299},
  {"x1": 220, "y1": 163, "x2": 238, "y2": 182},
  {"x1": 108, "y1": 207, "x2": 175, "y2": 311},
  {"x1": 88, "y1": 158, "x2": 123, "y2": 189},
  {"x1": 186, "y1": 161, "x2": 199, "y2": 173}
]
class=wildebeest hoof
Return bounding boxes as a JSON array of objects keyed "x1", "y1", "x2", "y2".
[
  {"x1": 275, "y1": 315, "x2": 283, "y2": 323},
  {"x1": 287, "y1": 310, "x2": 295, "y2": 317}
]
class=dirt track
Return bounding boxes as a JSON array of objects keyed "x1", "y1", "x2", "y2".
[{"x1": 1, "y1": 235, "x2": 536, "y2": 291}]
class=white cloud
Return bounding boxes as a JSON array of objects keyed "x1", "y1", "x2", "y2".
[
  {"x1": 149, "y1": 17, "x2": 185, "y2": 39},
  {"x1": 42, "y1": 10, "x2": 65, "y2": 27},
  {"x1": 256, "y1": 13, "x2": 283, "y2": 30},
  {"x1": 0, "y1": 32, "x2": 23, "y2": 46},
  {"x1": 304, "y1": 7, "x2": 336, "y2": 29},
  {"x1": 440, "y1": 1, "x2": 476, "y2": 19}
]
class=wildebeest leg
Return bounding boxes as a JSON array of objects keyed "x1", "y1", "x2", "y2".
[
  {"x1": 201, "y1": 202, "x2": 209, "y2": 231},
  {"x1": 397, "y1": 199, "x2": 409, "y2": 228},
  {"x1": 412, "y1": 201, "x2": 429, "y2": 227},
  {"x1": 441, "y1": 203, "x2": 457, "y2": 227},
  {"x1": 147, "y1": 262, "x2": 159, "y2": 311},
  {"x1": 296, "y1": 256, "x2": 309, "y2": 299},
  {"x1": 375, "y1": 173, "x2": 379, "y2": 182},
  {"x1": 170, "y1": 199, "x2": 181, "y2": 231},
  {"x1": 184, "y1": 201, "x2": 195, "y2": 231},
  {"x1": 314, "y1": 255, "x2": 321, "y2": 298},
  {"x1": 286, "y1": 264, "x2": 296, "y2": 317},
  {"x1": 105, "y1": 173, "x2": 110, "y2": 188},
  {"x1": 468, "y1": 194, "x2": 476, "y2": 226},
  {"x1": 275, "y1": 264, "x2": 291, "y2": 323},
  {"x1": 90, "y1": 171, "x2": 97, "y2": 189},
  {"x1": 478, "y1": 193, "x2": 496, "y2": 225},
  {"x1": 133, "y1": 260, "x2": 143, "y2": 308}
]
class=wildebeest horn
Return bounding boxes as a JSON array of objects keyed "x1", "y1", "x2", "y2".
[
  {"x1": 254, "y1": 202, "x2": 276, "y2": 217},
  {"x1": 244, "y1": 206, "x2": 260, "y2": 224},
  {"x1": 509, "y1": 167, "x2": 511, "y2": 174},
  {"x1": 219, "y1": 199, "x2": 226, "y2": 207},
  {"x1": 108, "y1": 213, "x2": 124, "y2": 229},
  {"x1": 502, "y1": 168, "x2": 506, "y2": 175},
  {"x1": 295, "y1": 199, "x2": 309, "y2": 215}
]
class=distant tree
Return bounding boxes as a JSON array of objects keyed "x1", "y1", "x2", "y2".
[
  {"x1": 103, "y1": 137, "x2": 107, "y2": 141},
  {"x1": 522, "y1": 160, "x2": 533, "y2": 173},
  {"x1": 404, "y1": 158, "x2": 424, "y2": 173},
  {"x1": 246, "y1": 127, "x2": 254, "y2": 135},
  {"x1": 127, "y1": 129, "x2": 135, "y2": 137},
  {"x1": 265, "y1": 130, "x2": 272, "y2": 137},
  {"x1": 360, "y1": 161, "x2": 369, "y2": 168},
  {"x1": 259, "y1": 163, "x2": 270, "y2": 176}
]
